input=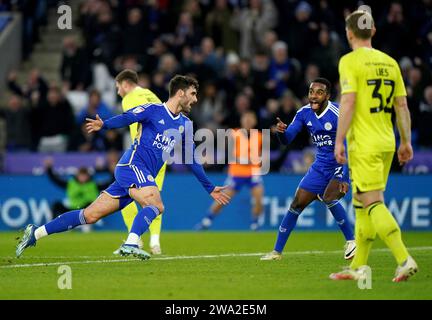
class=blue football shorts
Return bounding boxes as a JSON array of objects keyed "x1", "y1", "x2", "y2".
[
  {"x1": 298, "y1": 162, "x2": 349, "y2": 196},
  {"x1": 103, "y1": 161, "x2": 157, "y2": 207},
  {"x1": 225, "y1": 175, "x2": 263, "y2": 192}
]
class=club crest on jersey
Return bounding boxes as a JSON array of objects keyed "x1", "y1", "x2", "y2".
[
  {"x1": 324, "y1": 122, "x2": 332, "y2": 131},
  {"x1": 178, "y1": 125, "x2": 185, "y2": 134},
  {"x1": 133, "y1": 107, "x2": 145, "y2": 114},
  {"x1": 147, "y1": 175, "x2": 155, "y2": 182}
]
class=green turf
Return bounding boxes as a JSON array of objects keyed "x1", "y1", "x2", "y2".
[{"x1": 0, "y1": 231, "x2": 431, "y2": 300}]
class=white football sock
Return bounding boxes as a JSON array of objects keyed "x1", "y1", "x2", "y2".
[
  {"x1": 150, "y1": 234, "x2": 160, "y2": 247},
  {"x1": 34, "y1": 226, "x2": 48, "y2": 240},
  {"x1": 125, "y1": 233, "x2": 140, "y2": 246}
]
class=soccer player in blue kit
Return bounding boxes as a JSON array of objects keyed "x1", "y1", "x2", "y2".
[
  {"x1": 16, "y1": 74, "x2": 231, "y2": 260},
  {"x1": 261, "y1": 78, "x2": 356, "y2": 261}
]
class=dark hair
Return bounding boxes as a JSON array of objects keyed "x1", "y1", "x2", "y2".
[
  {"x1": 311, "y1": 78, "x2": 331, "y2": 94},
  {"x1": 89, "y1": 89, "x2": 101, "y2": 99},
  {"x1": 77, "y1": 167, "x2": 90, "y2": 176},
  {"x1": 115, "y1": 69, "x2": 138, "y2": 84},
  {"x1": 168, "y1": 75, "x2": 199, "y2": 97},
  {"x1": 345, "y1": 10, "x2": 375, "y2": 40}
]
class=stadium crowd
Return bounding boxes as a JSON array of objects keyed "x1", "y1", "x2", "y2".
[{"x1": 1, "y1": 0, "x2": 432, "y2": 172}]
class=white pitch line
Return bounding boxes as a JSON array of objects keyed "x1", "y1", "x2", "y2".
[{"x1": 1, "y1": 246, "x2": 432, "y2": 269}]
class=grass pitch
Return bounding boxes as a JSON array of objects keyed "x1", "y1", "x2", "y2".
[{"x1": 0, "y1": 231, "x2": 431, "y2": 300}]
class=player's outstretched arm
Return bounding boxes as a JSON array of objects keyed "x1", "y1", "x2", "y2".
[
  {"x1": 335, "y1": 93, "x2": 356, "y2": 164},
  {"x1": 86, "y1": 105, "x2": 153, "y2": 133},
  {"x1": 394, "y1": 96, "x2": 413, "y2": 165},
  {"x1": 275, "y1": 116, "x2": 302, "y2": 145}
]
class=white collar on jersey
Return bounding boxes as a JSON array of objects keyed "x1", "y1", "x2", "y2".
[
  {"x1": 163, "y1": 102, "x2": 181, "y2": 120},
  {"x1": 314, "y1": 102, "x2": 335, "y2": 119}
]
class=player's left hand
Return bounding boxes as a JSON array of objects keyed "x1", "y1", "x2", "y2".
[
  {"x1": 210, "y1": 185, "x2": 231, "y2": 205},
  {"x1": 86, "y1": 114, "x2": 104, "y2": 133},
  {"x1": 334, "y1": 142, "x2": 347, "y2": 164},
  {"x1": 397, "y1": 142, "x2": 413, "y2": 166}
]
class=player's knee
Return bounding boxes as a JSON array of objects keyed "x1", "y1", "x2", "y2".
[
  {"x1": 375, "y1": 220, "x2": 400, "y2": 238},
  {"x1": 83, "y1": 208, "x2": 99, "y2": 224},
  {"x1": 154, "y1": 202, "x2": 164, "y2": 215},
  {"x1": 290, "y1": 200, "x2": 305, "y2": 213},
  {"x1": 322, "y1": 193, "x2": 337, "y2": 203}
]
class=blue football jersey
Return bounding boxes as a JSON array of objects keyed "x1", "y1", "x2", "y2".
[
  {"x1": 103, "y1": 102, "x2": 215, "y2": 193},
  {"x1": 121, "y1": 103, "x2": 185, "y2": 174},
  {"x1": 283, "y1": 101, "x2": 341, "y2": 168},
  {"x1": 102, "y1": 102, "x2": 215, "y2": 194}
]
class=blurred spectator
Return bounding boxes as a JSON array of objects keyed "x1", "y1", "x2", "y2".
[
  {"x1": 145, "y1": 0, "x2": 169, "y2": 38},
  {"x1": 406, "y1": 67, "x2": 425, "y2": 103},
  {"x1": 44, "y1": 158, "x2": 113, "y2": 219},
  {"x1": 7, "y1": 69, "x2": 48, "y2": 104},
  {"x1": 5, "y1": 0, "x2": 432, "y2": 173},
  {"x1": 76, "y1": 89, "x2": 115, "y2": 125},
  {"x1": 183, "y1": 0, "x2": 204, "y2": 28},
  {"x1": 88, "y1": 7, "x2": 122, "y2": 73},
  {"x1": 231, "y1": 0, "x2": 277, "y2": 59},
  {"x1": 268, "y1": 41, "x2": 296, "y2": 98},
  {"x1": 14, "y1": 0, "x2": 49, "y2": 59},
  {"x1": 278, "y1": 90, "x2": 310, "y2": 150},
  {"x1": 376, "y1": 2, "x2": 412, "y2": 61},
  {"x1": 0, "y1": 0, "x2": 11, "y2": 12},
  {"x1": 423, "y1": 30, "x2": 432, "y2": 69},
  {"x1": 260, "y1": 98, "x2": 280, "y2": 140},
  {"x1": 201, "y1": 37, "x2": 225, "y2": 76},
  {"x1": 144, "y1": 37, "x2": 169, "y2": 74},
  {"x1": 205, "y1": 0, "x2": 237, "y2": 52},
  {"x1": 417, "y1": 86, "x2": 432, "y2": 148},
  {"x1": 261, "y1": 30, "x2": 278, "y2": 56},
  {"x1": 151, "y1": 71, "x2": 169, "y2": 101},
  {"x1": 190, "y1": 81, "x2": 226, "y2": 132},
  {"x1": 315, "y1": 0, "x2": 337, "y2": 31},
  {"x1": 251, "y1": 51, "x2": 271, "y2": 106},
  {"x1": 181, "y1": 48, "x2": 217, "y2": 85},
  {"x1": 173, "y1": 11, "x2": 202, "y2": 48},
  {"x1": 282, "y1": 1, "x2": 319, "y2": 63},
  {"x1": 1, "y1": 95, "x2": 32, "y2": 151},
  {"x1": 33, "y1": 86, "x2": 75, "y2": 152},
  {"x1": 224, "y1": 93, "x2": 252, "y2": 128},
  {"x1": 220, "y1": 51, "x2": 240, "y2": 106},
  {"x1": 158, "y1": 53, "x2": 179, "y2": 84},
  {"x1": 233, "y1": 58, "x2": 255, "y2": 99},
  {"x1": 103, "y1": 129, "x2": 124, "y2": 152},
  {"x1": 138, "y1": 73, "x2": 152, "y2": 88},
  {"x1": 308, "y1": 28, "x2": 341, "y2": 83},
  {"x1": 296, "y1": 63, "x2": 320, "y2": 101},
  {"x1": 61, "y1": 36, "x2": 92, "y2": 91},
  {"x1": 122, "y1": 7, "x2": 147, "y2": 56}
]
